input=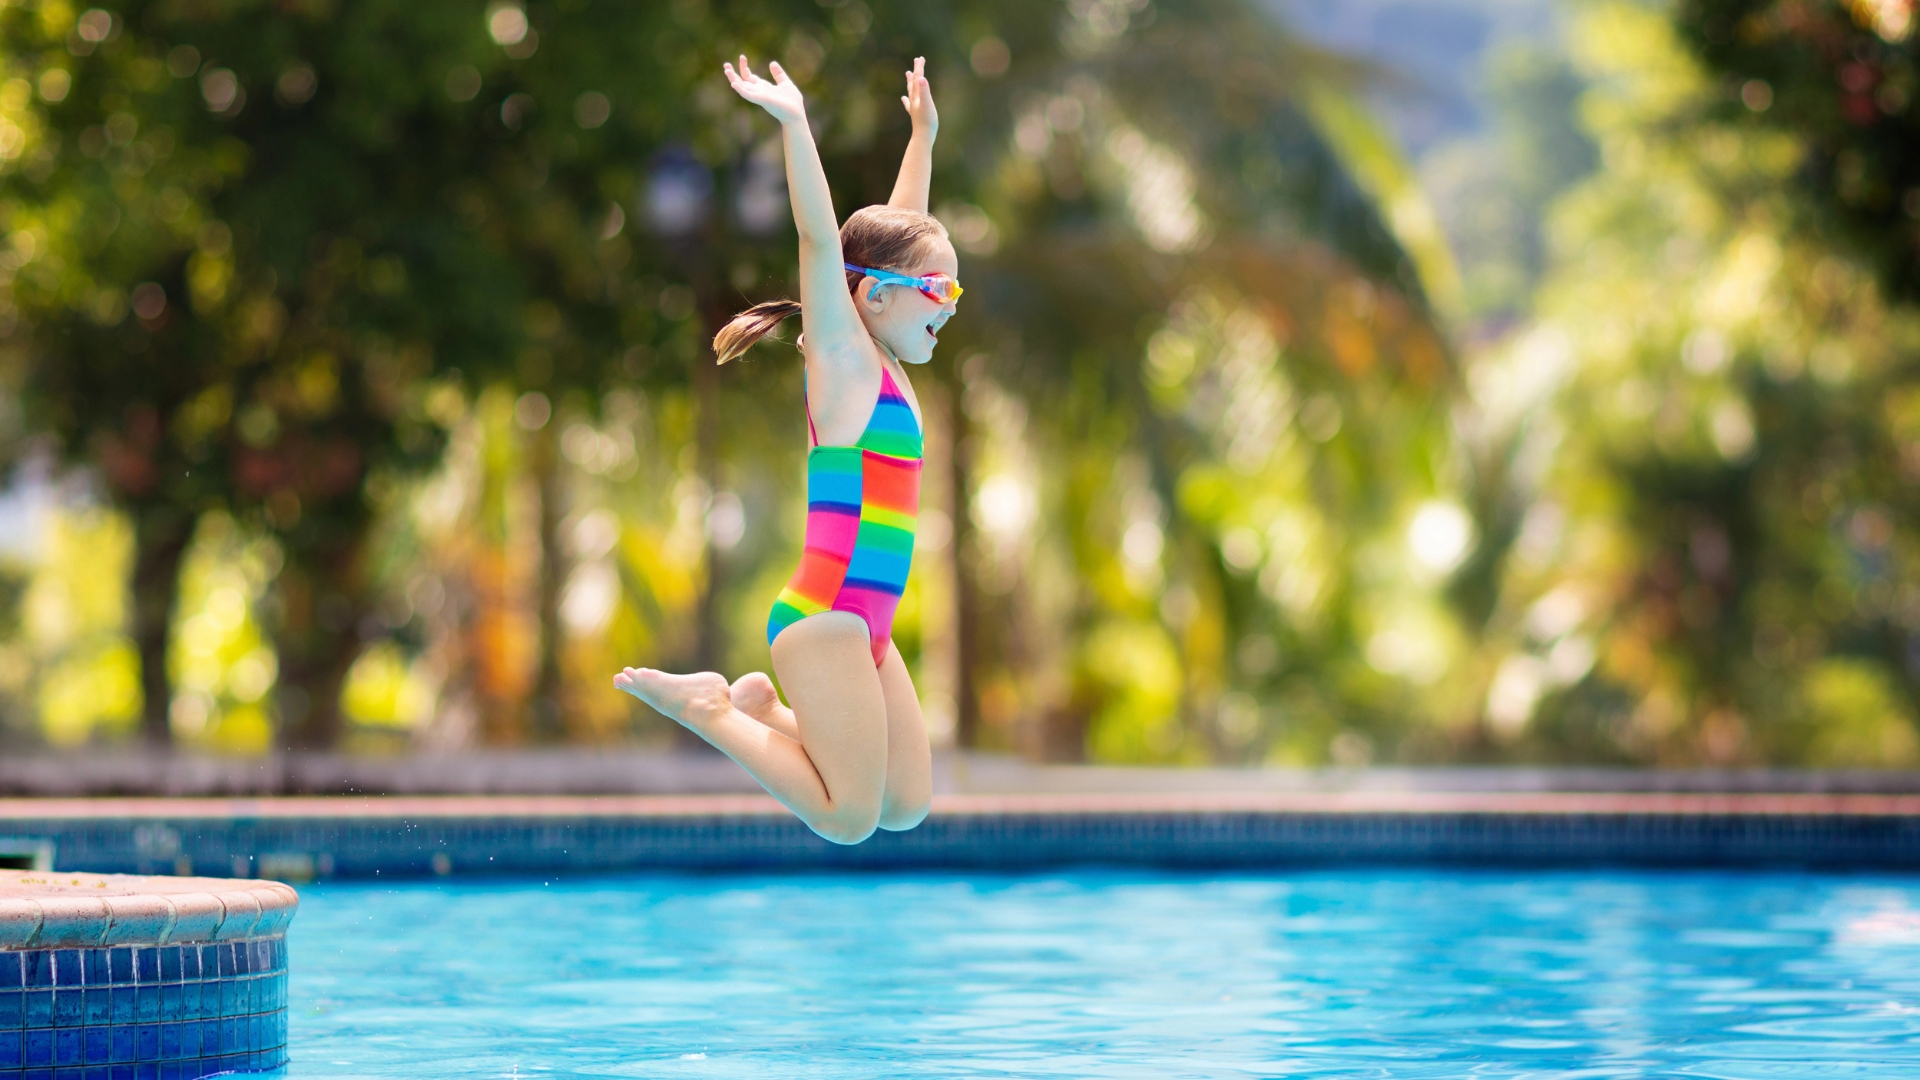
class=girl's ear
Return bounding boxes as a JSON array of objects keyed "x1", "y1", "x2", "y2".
[{"x1": 858, "y1": 278, "x2": 888, "y2": 314}]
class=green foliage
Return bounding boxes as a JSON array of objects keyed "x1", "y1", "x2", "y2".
[
  {"x1": 166, "y1": 510, "x2": 279, "y2": 750},
  {"x1": 1420, "y1": 40, "x2": 1599, "y2": 323},
  {"x1": 1799, "y1": 656, "x2": 1918, "y2": 765},
  {"x1": 1677, "y1": 0, "x2": 1920, "y2": 302},
  {"x1": 1467, "y1": 1, "x2": 1920, "y2": 765},
  {"x1": 11, "y1": 508, "x2": 141, "y2": 745},
  {"x1": 1301, "y1": 80, "x2": 1463, "y2": 316}
]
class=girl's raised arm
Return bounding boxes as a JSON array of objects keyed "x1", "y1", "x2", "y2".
[
  {"x1": 723, "y1": 57, "x2": 865, "y2": 368},
  {"x1": 888, "y1": 57, "x2": 937, "y2": 214}
]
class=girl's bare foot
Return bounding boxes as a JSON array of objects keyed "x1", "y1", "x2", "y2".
[
  {"x1": 614, "y1": 667, "x2": 733, "y2": 731},
  {"x1": 730, "y1": 672, "x2": 800, "y2": 740}
]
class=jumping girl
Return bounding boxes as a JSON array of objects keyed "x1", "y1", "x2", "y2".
[{"x1": 614, "y1": 56, "x2": 959, "y2": 844}]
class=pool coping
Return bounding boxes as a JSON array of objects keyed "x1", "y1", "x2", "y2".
[
  {"x1": 6, "y1": 791, "x2": 1920, "y2": 819},
  {"x1": 0, "y1": 871, "x2": 297, "y2": 950},
  {"x1": 12, "y1": 752, "x2": 1920, "y2": 798}
]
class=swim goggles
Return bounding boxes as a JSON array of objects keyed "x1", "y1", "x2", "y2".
[{"x1": 843, "y1": 263, "x2": 963, "y2": 304}]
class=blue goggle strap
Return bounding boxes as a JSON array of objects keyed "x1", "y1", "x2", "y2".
[{"x1": 844, "y1": 263, "x2": 919, "y2": 301}]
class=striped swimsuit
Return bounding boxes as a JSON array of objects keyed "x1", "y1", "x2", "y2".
[{"x1": 766, "y1": 365, "x2": 923, "y2": 666}]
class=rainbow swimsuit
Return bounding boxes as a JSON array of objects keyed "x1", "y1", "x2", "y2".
[{"x1": 766, "y1": 365, "x2": 923, "y2": 666}]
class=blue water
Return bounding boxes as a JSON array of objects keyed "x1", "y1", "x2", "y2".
[{"x1": 287, "y1": 870, "x2": 1920, "y2": 1077}]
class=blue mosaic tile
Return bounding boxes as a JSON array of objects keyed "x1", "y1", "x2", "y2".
[{"x1": 0, "y1": 935, "x2": 285, "y2": 1080}]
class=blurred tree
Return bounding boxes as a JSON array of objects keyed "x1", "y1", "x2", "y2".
[
  {"x1": 1, "y1": 0, "x2": 529, "y2": 746},
  {"x1": 1462, "y1": 1, "x2": 1920, "y2": 765},
  {"x1": 1677, "y1": 0, "x2": 1920, "y2": 302},
  {"x1": 0, "y1": 0, "x2": 727, "y2": 747},
  {"x1": 14, "y1": 508, "x2": 143, "y2": 746},
  {"x1": 1420, "y1": 42, "x2": 1599, "y2": 327},
  {"x1": 1421, "y1": 41, "x2": 1601, "y2": 678}
]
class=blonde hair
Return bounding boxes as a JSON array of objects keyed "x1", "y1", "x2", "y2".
[{"x1": 712, "y1": 205, "x2": 949, "y2": 364}]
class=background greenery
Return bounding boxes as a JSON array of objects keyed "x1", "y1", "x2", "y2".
[{"x1": 0, "y1": 0, "x2": 1914, "y2": 767}]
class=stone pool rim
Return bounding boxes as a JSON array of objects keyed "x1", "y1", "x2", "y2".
[
  {"x1": 0, "y1": 870, "x2": 297, "y2": 950},
  {"x1": 7, "y1": 791, "x2": 1920, "y2": 819}
]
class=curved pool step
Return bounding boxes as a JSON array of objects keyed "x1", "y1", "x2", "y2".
[{"x1": 0, "y1": 870, "x2": 296, "y2": 1078}]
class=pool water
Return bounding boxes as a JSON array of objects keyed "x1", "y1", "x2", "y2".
[{"x1": 288, "y1": 870, "x2": 1920, "y2": 1078}]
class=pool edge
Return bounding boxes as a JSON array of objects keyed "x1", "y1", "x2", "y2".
[{"x1": 0, "y1": 794, "x2": 1916, "y2": 877}]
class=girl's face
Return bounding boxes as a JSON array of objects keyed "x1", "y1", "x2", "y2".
[{"x1": 855, "y1": 237, "x2": 959, "y2": 366}]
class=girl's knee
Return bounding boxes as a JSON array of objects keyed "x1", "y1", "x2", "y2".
[
  {"x1": 812, "y1": 803, "x2": 882, "y2": 845},
  {"x1": 878, "y1": 766, "x2": 932, "y2": 832},
  {"x1": 877, "y1": 797, "x2": 929, "y2": 832}
]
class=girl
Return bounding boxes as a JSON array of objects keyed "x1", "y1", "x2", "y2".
[{"x1": 615, "y1": 56, "x2": 959, "y2": 844}]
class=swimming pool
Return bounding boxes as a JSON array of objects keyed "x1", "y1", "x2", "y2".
[{"x1": 290, "y1": 870, "x2": 1920, "y2": 1078}]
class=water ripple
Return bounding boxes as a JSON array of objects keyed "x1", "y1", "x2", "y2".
[{"x1": 289, "y1": 870, "x2": 1920, "y2": 1078}]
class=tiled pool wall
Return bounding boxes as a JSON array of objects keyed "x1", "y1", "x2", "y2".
[
  {"x1": 0, "y1": 936, "x2": 287, "y2": 1079},
  {"x1": 4, "y1": 794, "x2": 1920, "y2": 879}
]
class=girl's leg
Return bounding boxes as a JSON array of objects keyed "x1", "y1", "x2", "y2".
[
  {"x1": 616, "y1": 612, "x2": 888, "y2": 844},
  {"x1": 875, "y1": 641, "x2": 932, "y2": 831},
  {"x1": 732, "y1": 645, "x2": 929, "y2": 829}
]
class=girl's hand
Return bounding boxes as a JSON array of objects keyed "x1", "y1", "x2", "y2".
[
  {"x1": 725, "y1": 56, "x2": 806, "y2": 126},
  {"x1": 901, "y1": 56, "x2": 937, "y2": 137}
]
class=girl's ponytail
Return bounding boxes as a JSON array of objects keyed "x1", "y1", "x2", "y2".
[{"x1": 713, "y1": 298, "x2": 802, "y2": 364}]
